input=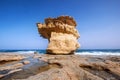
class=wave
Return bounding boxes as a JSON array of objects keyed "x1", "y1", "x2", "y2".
[
  {"x1": 75, "y1": 51, "x2": 120, "y2": 55},
  {"x1": 14, "y1": 51, "x2": 36, "y2": 54},
  {"x1": 0, "y1": 50, "x2": 46, "y2": 54},
  {"x1": 14, "y1": 51, "x2": 45, "y2": 54},
  {"x1": 0, "y1": 49, "x2": 120, "y2": 55}
]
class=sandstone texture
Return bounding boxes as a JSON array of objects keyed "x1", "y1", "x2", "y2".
[
  {"x1": 0, "y1": 53, "x2": 25, "y2": 62},
  {"x1": 0, "y1": 53, "x2": 120, "y2": 80},
  {"x1": 22, "y1": 60, "x2": 30, "y2": 65},
  {"x1": 0, "y1": 53, "x2": 29, "y2": 79},
  {"x1": 37, "y1": 16, "x2": 80, "y2": 54},
  {"x1": 0, "y1": 61, "x2": 24, "y2": 78},
  {"x1": 19, "y1": 55, "x2": 120, "y2": 80}
]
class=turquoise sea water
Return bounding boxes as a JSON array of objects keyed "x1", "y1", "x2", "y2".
[{"x1": 0, "y1": 49, "x2": 120, "y2": 55}]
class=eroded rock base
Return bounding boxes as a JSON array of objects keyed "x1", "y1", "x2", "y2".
[{"x1": 47, "y1": 32, "x2": 79, "y2": 54}]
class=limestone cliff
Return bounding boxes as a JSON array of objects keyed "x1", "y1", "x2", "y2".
[{"x1": 37, "y1": 16, "x2": 80, "y2": 54}]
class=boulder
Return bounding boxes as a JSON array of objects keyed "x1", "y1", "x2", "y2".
[
  {"x1": 22, "y1": 60, "x2": 30, "y2": 65},
  {"x1": 37, "y1": 16, "x2": 80, "y2": 54}
]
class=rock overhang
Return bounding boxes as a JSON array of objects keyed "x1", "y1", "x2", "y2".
[{"x1": 37, "y1": 16, "x2": 80, "y2": 54}]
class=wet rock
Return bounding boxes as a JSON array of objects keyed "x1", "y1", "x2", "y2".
[
  {"x1": 22, "y1": 60, "x2": 30, "y2": 65},
  {"x1": 0, "y1": 62, "x2": 23, "y2": 78},
  {"x1": 0, "y1": 63, "x2": 24, "y2": 71},
  {"x1": 20, "y1": 55, "x2": 104, "y2": 80},
  {"x1": 1, "y1": 54, "x2": 120, "y2": 80},
  {"x1": 0, "y1": 69, "x2": 22, "y2": 78}
]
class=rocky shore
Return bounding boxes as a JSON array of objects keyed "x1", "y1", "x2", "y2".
[{"x1": 0, "y1": 53, "x2": 120, "y2": 80}]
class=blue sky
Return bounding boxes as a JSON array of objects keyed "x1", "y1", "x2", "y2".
[{"x1": 0, "y1": 0, "x2": 120, "y2": 49}]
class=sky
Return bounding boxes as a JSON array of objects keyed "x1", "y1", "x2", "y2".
[{"x1": 0, "y1": 0, "x2": 120, "y2": 49}]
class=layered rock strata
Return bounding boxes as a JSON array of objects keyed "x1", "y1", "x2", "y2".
[
  {"x1": 19, "y1": 55, "x2": 120, "y2": 80},
  {"x1": 0, "y1": 53, "x2": 27, "y2": 79},
  {"x1": 0, "y1": 53, "x2": 25, "y2": 62},
  {"x1": 37, "y1": 16, "x2": 80, "y2": 54}
]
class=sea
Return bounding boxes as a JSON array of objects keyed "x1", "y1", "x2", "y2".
[{"x1": 0, "y1": 49, "x2": 120, "y2": 55}]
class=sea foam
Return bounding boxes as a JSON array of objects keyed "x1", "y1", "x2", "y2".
[{"x1": 75, "y1": 51, "x2": 120, "y2": 55}]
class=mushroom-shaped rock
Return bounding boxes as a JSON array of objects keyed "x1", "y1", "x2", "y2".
[{"x1": 37, "y1": 16, "x2": 80, "y2": 54}]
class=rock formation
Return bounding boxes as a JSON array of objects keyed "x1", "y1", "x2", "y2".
[
  {"x1": 0, "y1": 53, "x2": 28, "y2": 79},
  {"x1": 1, "y1": 53, "x2": 120, "y2": 80},
  {"x1": 0, "y1": 53, "x2": 25, "y2": 62},
  {"x1": 37, "y1": 16, "x2": 80, "y2": 54},
  {"x1": 17, "y1": 55, "x2": 120, "y2": 80}
]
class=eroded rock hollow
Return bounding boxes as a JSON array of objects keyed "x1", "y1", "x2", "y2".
[{"x1": 37, "y1": 16, "x2": 80, "y2": 54}]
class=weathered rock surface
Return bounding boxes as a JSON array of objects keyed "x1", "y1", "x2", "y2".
[
  {"x1": 0, "y1": 53, "x2": 28, "y2": 79},
  {"x1": 22, "y1": 60, "x2": 30, "y2": 65},
  {"x1": 0, "y1": 63, "x2": 24, "y2": 71},
  {"x1": 0, "y1": 53, "x2": 25, "y2": 62},
  {"x1": 19, "y1": 55, "x2": 120, "y2": 80},
  {"x1": 0, "y1": 54, "x2": 120, "y2": 80},
  {"x1": 0, "y1": 62, "x2": 24, "y2": 78},
  {"x1": 37, "y1": 16, "x2": 80, "y2": 54}
]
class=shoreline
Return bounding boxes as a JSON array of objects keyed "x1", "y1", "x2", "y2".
[{"x1": 0, "y1": 53, "x2": 120, "y2": 80}]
